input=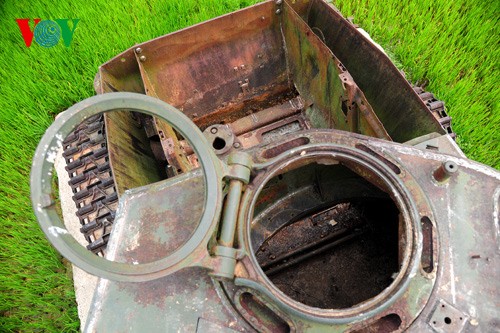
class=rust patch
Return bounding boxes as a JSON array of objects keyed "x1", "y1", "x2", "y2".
[
  {"x1": 262, "y1": 137, "x2": 310, "y2": 159},
  {"x1": 117, "y1": 268, "x2": 209, "y2": 309},
  {"x1": 110, "y1": 171, "x2": 205, "y2": 264},
  {"x1": 193, "y1": 85, "x2": 294, "y2": 130}
]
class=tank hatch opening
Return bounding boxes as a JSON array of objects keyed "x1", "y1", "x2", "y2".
[{"x1": 252, "y1": 162, "x2": 402, "y2": 309}]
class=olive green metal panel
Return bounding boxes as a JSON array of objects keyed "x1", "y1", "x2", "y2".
[
  {"x1": 300, "y1": 0, "x2": 446, "y2": 142},
  {"x1": 104, "y1": 111, "x2": 163, "y2": 194},
  {"x1": 282, "y1": 3, "x2": 391, "y2": 139},
  {"x1": 96, "y1": 56, "x2": 162, "y2": 195},
  {"x1": 86, "y1": 268, "x2": 246, "y2": 332},
  {"x1": 84, "y1": 172, "x2": 246, "y2": 332}
]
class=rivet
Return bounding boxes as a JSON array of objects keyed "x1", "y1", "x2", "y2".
[
  {"x1": 210, "y1": 127, "x2": 218, "y2": 134},
  {"x1": 135, "y1": 47, "x2": 142, "y2": 54},
  {"x1": 233, "y1": 142, "x2": 241, "y2": 149},
  {"x1": 276, "y1": 0, "x2": 283, "y2": 4},
  {"x1": 275, "y1": 9, "x2": 282, "y2": 15},
  {"x1": 139, "y1": 55, "x2": 146, "y2": 62}
]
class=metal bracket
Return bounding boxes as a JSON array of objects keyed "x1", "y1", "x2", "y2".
[
  {"x1": 428, "y1": 299, "x2": 469, "y2": 332},
  {"x1": 238, "y1": 79, "x2": 250, "y2": 94}
]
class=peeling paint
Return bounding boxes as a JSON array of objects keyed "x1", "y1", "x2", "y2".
[{"x1": 48, "y1": 226, "x2": 69, "y2": 237}]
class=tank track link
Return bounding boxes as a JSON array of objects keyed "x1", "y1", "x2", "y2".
[
  {"x1": 413, "y1": 86, "x2": 455, "y2": 139},
  {"x1": 62, "y1": 114, "x2": 118, "y2": 255}
]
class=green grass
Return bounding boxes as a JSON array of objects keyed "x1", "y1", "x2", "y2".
[{"x1": 0, "y1": 0, "x2": 497, "y2": 331}]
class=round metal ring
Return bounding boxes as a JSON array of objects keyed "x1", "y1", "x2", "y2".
[
  {"x1": 236, "y1": 143, "x2": 424, "y2": 324},
  {"x1": 31, "y1": 92, "x2": 223, "y2": 282}
]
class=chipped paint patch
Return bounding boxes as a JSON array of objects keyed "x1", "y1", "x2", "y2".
[
  {"x1": 48, "y1": 226, "x2": 69, "y2": 237},
  {"x1": 377, "y1": 141, "x2": 500, "y2": 180},
  {"x1": 46, "y1": 148, "x2": 58, "y2": 164}
]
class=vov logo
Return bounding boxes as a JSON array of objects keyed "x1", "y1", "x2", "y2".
[{"x1": 16, "y1": 19, "x2": 80, "y2": 48}]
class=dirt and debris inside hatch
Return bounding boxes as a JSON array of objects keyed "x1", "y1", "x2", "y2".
[{"x1": 256, "y1": 200, "x2": 400, "y2": 309}]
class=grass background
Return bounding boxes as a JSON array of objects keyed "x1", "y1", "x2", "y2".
[{"x1": 0, "y1": 0, "x2": 497, "y2": 331}]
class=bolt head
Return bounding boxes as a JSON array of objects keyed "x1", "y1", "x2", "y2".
[
  {"x1": 275, "y1": 8, "x2": 282, "y2": 14},
  {"x1": 276, "y1": 0, "x2": 283, "y2": 4},
  {"x1": 210, "y1": 127, "x2": 218, "y2": 134}
]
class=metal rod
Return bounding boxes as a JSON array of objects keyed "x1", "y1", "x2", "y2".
[
  {"x1": 229, "y1": 96, "x2": 304, "y2": 135},
  {"x1": 264, "y1": 229, "x2": 365, "y2": 276},
  {"x1": 219, "y1": 180, "x2": 243, "y2": 248},
  {"x1": 260, "y1": 228, "x2": 354, "y2": 270}
]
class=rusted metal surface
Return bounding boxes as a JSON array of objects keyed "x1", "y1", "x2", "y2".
[
  {"x1": 135, "y1": 49, "x2": 193, "y2": 175},
  {"x1": 229, "y1": 96, "x2": 305, "y2": 136},
  {"x1": 91, "y1": 0, "x2": 454, "y2": 205},
  {"x1": 236, "y1": 114, "x2": 310, "y2": 149},
  {"x1": 94, "y1": 0, "x2": 454, "y2": 191},
  {"x1": 293, "y1": 0, "x2": 446, "y2": 142},
  {"x1": 104, "y1": 170, "x2": 205, "y2": 264},
  {"x1": 180, "y1": 96, "x2": 307, "y2": 157},
  {"x1": 134, "y1": 1, "x2": 289, "y2": 126}
]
